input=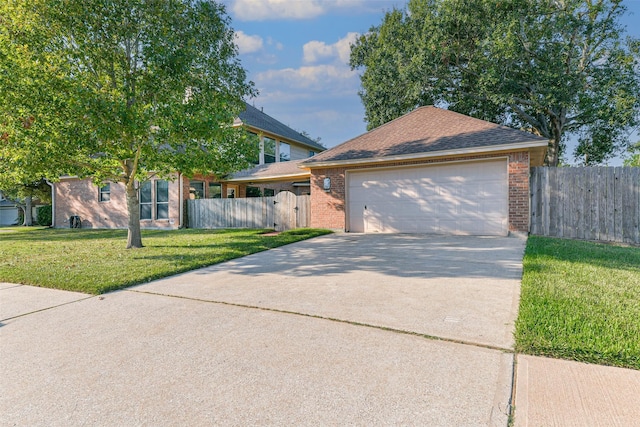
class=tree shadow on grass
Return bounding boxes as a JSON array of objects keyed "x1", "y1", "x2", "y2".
[{"x1": 526, "y1": 236, "x2": 640, "y2": 273}]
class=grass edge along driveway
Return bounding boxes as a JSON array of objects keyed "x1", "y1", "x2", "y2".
[
  {"x1": 515, "y1": 235, "x2": 640, "y2": 370},
  {"x1": 0, "y1": 227, "x2": 331, "y2": 295}
]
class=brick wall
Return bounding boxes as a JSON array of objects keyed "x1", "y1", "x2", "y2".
[
  {"x1": 507, "y1": 151, "x2": 531, "y2": 232},
  {"x1": 310, "y1": 168, "x2": 346, "y2": 229},
  {"x1": 54, "y1": 176, "x2": 181, "y2": 229},
  {"x1": 309, "y1": 152, "x2": 532, "y2": 232}
]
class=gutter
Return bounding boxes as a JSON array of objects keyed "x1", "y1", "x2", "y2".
[
  {"x1": 299, "y1": 140, "x2": 548, "y2": 169},
  {"x1": 179, "y1": 173, "x2": 183, "y2": 228},
  {"x1": 223, "y1": 171, "x2": 310, "y2": 184},
  {"x1": 45, "y1": 180, "x2": 55, "y2": 227}
]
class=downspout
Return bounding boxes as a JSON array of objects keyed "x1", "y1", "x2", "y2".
[
  {"x1": 179, "y1": 173, "x2": 183, "y2": 228},
  {"x1": 46, "y1": 180, "x2": 55, "y2": 227}
]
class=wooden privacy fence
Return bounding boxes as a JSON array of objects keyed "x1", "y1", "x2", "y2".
[
  {"x1": 187, "y1": 191, "x2": 310, "y2": 231},
  {"x1": 530, "y1": 167, "x2": 640, "y2": 244}
]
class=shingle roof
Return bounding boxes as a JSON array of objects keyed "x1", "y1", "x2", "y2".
[
  {"x1": 226, "y1": 159, "x2": 310, "y2": 182},
  {"x1": 303, "y1": 106, "x2": 548, "y2": 165},
  {"x1": 238, "y1": 103, "x2": 325, "y2": 151}
]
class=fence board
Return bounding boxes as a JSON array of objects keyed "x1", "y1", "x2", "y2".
[
  {"x1": 530, "y1": 168, "x2": 541, "y2": 235},
  {"x1": 187, "y1": 191, "x2": 309, "y2": 231},
  {"x1": 530, "y1": 167, "x2": 640, "y2": 244}
]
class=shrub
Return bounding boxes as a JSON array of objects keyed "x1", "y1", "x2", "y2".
[{"x1": 37, "y1": 205, "x2": 52, "y2": 226}]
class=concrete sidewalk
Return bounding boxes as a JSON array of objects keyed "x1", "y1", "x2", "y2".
[
  {"x1": 1, "y1": 286, "x2": 512, "y2": 426},
  {"x1": 514, "y1": 355, "x2": 640, "y2": 427}
]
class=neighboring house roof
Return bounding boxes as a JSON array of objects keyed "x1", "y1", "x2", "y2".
[
  {"x1": 302, "y1": 106, "x2": 548, "y2": 167},
  {"x1": 225, "y1": 159, "x2": 310, "y2": 183},
  {"x1": 236, "y1": 103, "x2": 325, "y2": 151}
]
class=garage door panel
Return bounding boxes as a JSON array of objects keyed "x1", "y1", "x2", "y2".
[
  {"x1": 348, "y1": 160, "x2": 508, "y2": 235},
  {"x1": 0, "y1": 207, "x2": 19, "y2": 226}
]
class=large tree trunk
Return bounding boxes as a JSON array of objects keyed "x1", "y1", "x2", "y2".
[
  {"x1": 546, "y1": 140, "x2": 559, "y2": 167},
  {"x1": 22, "y1": 196, "x2": 33, "y2": 226},
  {"x1": 125, "y1": 182, "x2": 143, "y2": 249},
  {"x1": 545, "y1": 115, "x2": 564, "y2": 167}
]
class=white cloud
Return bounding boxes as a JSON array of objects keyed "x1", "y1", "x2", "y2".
[
  {"x1": 256, "y1": 64, "x2": 358, "y2": 92},
  {"x1": 229, "y1": 0, "x2": 395, "y2": 21},
  {"x1": 267, "y1": 37, "x2": 284, "y2": 51},
  {"x1": 303, "y1": 32, "x2": 359, "y2": 64},
  {"x1": 235, "y1": 31, "x2": 264, "y2": 54},
  {"x1": 303, "y1": 41, "x2": 334, "y2": 64},
  {"x1": 232, "y1": 0, "x2": 325, "y2": 21}
]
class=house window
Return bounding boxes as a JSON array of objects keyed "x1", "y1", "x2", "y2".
[
  {"x1": 190, "y1": 181, "x2": 204, "y2": 199},
  {"x1": 208, "y1": 183, "x2": 222, "y2": 199},
  {"x1": 279, "y1": 142, "x2": 290, "y2": 162},
  {"x1": 264, "y1": 136, "x2": 276, "y2": 163},
  {"x1": 227, "y1": 188, "x2": 235, "y2": 198},
  {"x1": 263, "y1": 188, "x2": 275, "y2": 197},
  {"x1": 139, "y1": 180, "x2": 169, "y2": 220},
  {"x1": 140, "y1": 181, "x2": 152, "y2": 220},
  {"x1": 156, "y1": 180, "x2": 169, "y2": 219},
  {"x1": 246, "y1": 187, "x2": 261, "y2": 197},
  {"x1": 99, "y1": 183, "x2": 111, "y2": 202},
  {"x1": 247, "y1": 132, "x2": 259, "y2": 164},
  {"x1": 308, "y1": 150, "x2": 316, "y2": 157}
]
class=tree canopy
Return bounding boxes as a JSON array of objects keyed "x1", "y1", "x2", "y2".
[
  {"x1": 1, "y1": 0, "x2": 257, "y2": 247},
  {"x1": 350, "y1": 0, "x2": 640, "y2": 166}
]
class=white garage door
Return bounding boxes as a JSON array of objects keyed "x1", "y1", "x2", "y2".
[
  {"x1": 0, "y1": 207, "x2": 19, "y2": 226},
  {"x1": 347, "y1": 159, "x2": 508, "y2": 235}
]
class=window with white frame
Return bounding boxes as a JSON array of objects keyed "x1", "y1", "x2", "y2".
[
  {"x1": 308, "y1": 150, "x2": 316, "y2": 157},
  {"x1": 208, "y1": 183, "x2": 222, "y2": 198},
  {"x1": 189, "y1": 181, "x2": 204, "y2": 199},
  {"x1": 156, "y1": 180, "x2": 169, "y2": 219},
  {"x1": 99, "y1": 183, "x2": 111, "y2": 202},
  {"x1": 264, "y1": 136, "x2": 276, "y2": 163},
  {"x1": 247, "y1": 132, "x2": 259, "y2": 164},
  {"x1": 279, "y1": 142, "x2": 290, "y2": 162},
  {"x1": 140, "y1": 181, "x2": 152, "y2": 220}
]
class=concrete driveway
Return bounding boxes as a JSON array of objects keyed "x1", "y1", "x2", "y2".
[{"x1": 1, "y1": 234, "x2": 524, "y2": 426}]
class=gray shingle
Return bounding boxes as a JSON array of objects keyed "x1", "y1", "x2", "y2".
[
  {"x1": 303, "y1": 106, "x2": 548, "y2": 165},
  {"x1": 238, "y1": 103, "x2": 325, "y2": 151}
]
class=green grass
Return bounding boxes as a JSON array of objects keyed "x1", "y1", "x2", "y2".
[
  {"x1": 0, "y1": 227, "x2": 332, "y2": 294},
  {"x1": 515, "y1": 236, "x2": 640, "y2": 370}
]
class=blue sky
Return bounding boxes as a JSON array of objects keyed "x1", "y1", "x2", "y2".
[{"x1": 222, "y1": 0, "x2": 640, "y2": 165}]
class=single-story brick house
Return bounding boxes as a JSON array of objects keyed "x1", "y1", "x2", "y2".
[
  {"x1": 226, "y1": 106, "x2": 548, "y2": 235},
  {"x1": 51, "y1": 103, "x2": 325, "y2": 229}
]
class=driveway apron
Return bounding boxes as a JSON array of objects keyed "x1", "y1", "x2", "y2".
[{"x1": 1, "y1": 234, "x2": 525, "y2": 426}]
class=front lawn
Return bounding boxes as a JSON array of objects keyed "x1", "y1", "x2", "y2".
[
  {"x1": 515, "y1": 236, "x2": 640, "y2": 370},
  {"x1": 0, "y1": 227, "x2": 331, "y2": 294}
]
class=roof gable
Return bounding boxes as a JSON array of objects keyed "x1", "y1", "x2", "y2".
[
  {"x1": 237, "y1": 103, "x2": 324, "y2": 151},
  {"x1": 303, "y1": 106, "x2": 547, "y2": 165}
]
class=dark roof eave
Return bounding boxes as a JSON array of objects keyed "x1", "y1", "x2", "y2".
[
  {"x1": 222, "y1": 171, "x2": 311, "y2": 183},
  {"x1": 300, "y1": 140, "x2": 548, "y2": 169}
]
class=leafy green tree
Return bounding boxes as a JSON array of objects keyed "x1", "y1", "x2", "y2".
[
  {"x1": 350, "y1": 0, "x2": 640, "y2": 166},
  {"x1": 1, "y1": 0, "x2": 256, "y2": 247},
  {"x1": 624, "y1": 141, "x2": 640, "y2": 166}
]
